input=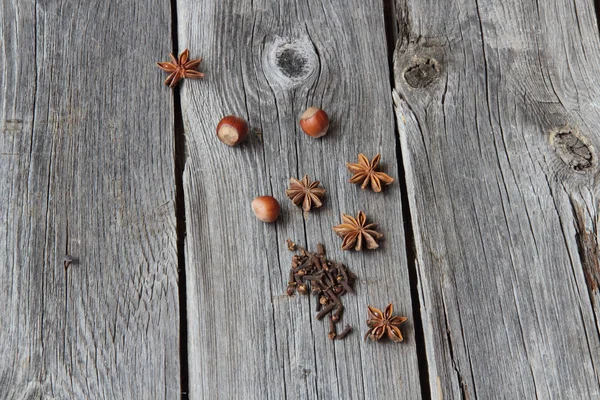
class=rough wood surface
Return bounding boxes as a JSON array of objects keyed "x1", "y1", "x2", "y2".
[
  {"x1": 393, "y1": 0, "x2": 600, "y2": 398},
  {"x1": 0, "y1": 1, "x2": 180, "y2": 398},
  {"x1": 178, "y1": 0, "x2": 422, "y2": 398}
]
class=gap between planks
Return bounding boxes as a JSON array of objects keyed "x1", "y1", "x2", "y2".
[
  {"x1": 382, "y1": 0, "x2": 431, "y2": 399},
  {"x1": 169, "y1": 0, "x2": 190, "y2": 397}
]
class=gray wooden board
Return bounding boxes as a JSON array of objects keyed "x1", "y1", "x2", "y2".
[
  {"x1": 0, "y1": 0, "x2": 180, "y2": 398},
  {"x1": 178, "y1": 0, "x2": 422, "y2": 398},
  {"x1": 393, "y1": 0, "x2": 600, "y2": 398}
]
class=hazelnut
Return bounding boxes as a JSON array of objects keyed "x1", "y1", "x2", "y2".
[
  {"x1": 217, "y1": 115, "x2": 248, "y2": 146},
  {"x1": 299, "y1": 107, "x2": 329, "y2": 138},
  {"x1": 251, "y1": 196, "x2": 281, "y2": 223}
]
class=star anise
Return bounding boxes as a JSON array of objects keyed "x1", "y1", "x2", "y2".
[
  {"x1": 364, "y1": 303, "x2": 407, "y2": 343},
  {"x1": 156, "y1": 49, "x2": 204, "y2": 88},
  {"x1": 346, "y1": 153, "x2": 394, "y2": 192},
  {"x1": 285, "y1": 175, "x2": 326, "y2": 212},
  {"x1": 332, "y1": 211, "x2": 383, "y2": 251}
]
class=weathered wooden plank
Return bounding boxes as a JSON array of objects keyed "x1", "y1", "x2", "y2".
[
  {"x1": 179, "y1": 1, "x2": 422, "y2": 398},
  {"x1": 0, "y1": 1, "x2": 180, "y2": 398},
  {"x1": 393, "y1": 0, "x2": 600, "y2": 398}
]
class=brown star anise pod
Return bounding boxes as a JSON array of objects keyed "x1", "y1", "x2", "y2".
[
  {"x1": 346, "y1": 153, "x2": 394, "y2": 192},
  {"x1": 364, "y1": 303, "x2": 407, "y2": 343},
  {"x1": 332, "y1": 211, "x2": 383, "y2": 251},
  {"x1": 156, "y1": 49, "x2": 204, "y2": 88},
  {"x1": 285, "y1": 175, "x2": 326, "y2": 212}
]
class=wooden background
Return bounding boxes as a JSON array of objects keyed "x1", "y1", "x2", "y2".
[{"x1": 1, "y1": 0, "x2": 599, "y2": 398}]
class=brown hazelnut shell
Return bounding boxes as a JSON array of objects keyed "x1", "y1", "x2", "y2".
[
  {"x1": 299, "y1": 107, "x2": 329, "y2": 138},
  {"x1": 217, "y1": 115, "x2": 248, "y2": 146},
  {"x1": 251, "y1": 196, "x2": 281, "y2": 223}
]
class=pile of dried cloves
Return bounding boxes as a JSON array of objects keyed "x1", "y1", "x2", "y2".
[{"x1": 286, "y1": 240, "x2": 354, "y2": 340}]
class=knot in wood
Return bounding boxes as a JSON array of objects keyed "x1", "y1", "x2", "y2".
[
  {"x1": 277, "y1": 48, "x2": 308, "y2": 78},
  {"x1": 264, "y1": 36, "x2": 318, "y2": 88},
  {"x1": 551, "y1": 130, "x2": 595, "y2": 172},
  {"x1": 403, "y1": 58, "x2": 439, "y2": 88}
]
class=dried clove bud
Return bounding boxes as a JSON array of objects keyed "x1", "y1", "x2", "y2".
[
  {"x1": 328, "y1": 317, "x2": 337, "y2": 340},
  {"x1": 286, "y1": 283, "x2": 296, "y2": 297},
  {"x1": 336, "y1": 325, "x2": 352, "y2": 340},
  {"x1": 297, "y1": 283, "x2": 308, "y2": 295},
  {"x1": 316, "y1": 302, "x2": 336, "y2": 320},
  {"x1": 287, "y1": 239, "x2": 297, "y2": 251},
  {"x1": 331, "y1": 305, "x2": 344, "y2": 323}
]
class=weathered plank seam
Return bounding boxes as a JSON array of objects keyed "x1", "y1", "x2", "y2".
[
  {"x1": 576, "y1": 304, "x2": 600, "y2": 390},
  {"x1": 28, "y1": 0, "x2": 41, "y2": 378},
  {"x1": 27, "y1": 11, "x2": 38, "y2": 168},
  {"x1": 543, "y1": 178, "x2": 600, "y2": 383},
  {"x1": 570, "y1": 199, "x2": 600, "y2": 294},
  {"x1": 510, "y1": 283, "x2": 541, "y2": 399},
  {"x1": 25, "y1": 7, "x2": 41, "y2": 388},
  {"x1": 594, "y1": 0, "x2": 600, "y2": 37},
  {"x1": 259, "y1": 40, "x2": 293, "y2": 400},
  {"x1": 492, "y1": 170, "x2": 545, "y2": 396},
  {"x1": 248, "y1": 25, "x2": 296, "y2": 395},
  {"x1": 300, "y1": 231, "x2": 320, "y2": 400},
  {"x1": 393, "y1": 90, "x2": 440, "y2": 397},
  {"x1": 394, "y1": 90, "x2": 438, "y2": 208},
  {"x1": 304, "y1": 24, "x2": 322, "y2": 92},
  {"x1": 239, "y1": 13, "x2": 251, "y2": 123},
  {"x1": 301, "y1": 24, "x2": 337, "y2": 400},
  {"x1": 569, "y1": 198, "x2": 600, "y2": 382},
  {"x1": 520, "y1": 139, "x2": 553, "y2": 256},
  {"x1": 560, "y1": 39, "x2": 582, "y2": 103},
  {"x1": 296, "y1": 145, "x2": 319, "y2": 400},
  {"x1": 440, "y1": 143, "x2": 489, "y2": 396},
  {"x1": 445, "y1": 202, "x2": 478, "y2": 399},
  {"x1": 495, "y1": 104, "x2": 520, "y2": 198},
  {"x1": 43, "y1": 116, "x2": 57, "y2": 387},
  {"x1": 265, "y1": 232, "x2": 288, "y2": 399},
  {"x1": 383, "y1": 0, "x2": 398, "y2": 72},
  {"x1": 163, "y1": 351, "x2": 168, "y2": 400},
  {"x1": 455, "y1": 296, "x2": 478, "y2": 400},
  {"x1": 441, "y1": 290, "x2": 467, "y2": 400},
  {"x1": 571, "y1": 0, "x2": 588, "y2": 60},
  {"x1": 167, "y1": 0, "x2": 190, "y2": 395},
  {"x1": 389, "y1": 101, "x2": 431, "y2": 397},
  {"x1": 490, "y1": 129, "x2": 513, "y2": 204},
  {"x1": 395, "y1": 0, "x2": 410, "y2": 44},
  {"x1": 247, "y1": 11, "x2": 290, "y2": 400},
  {"x1": 562, "y1": 215, "x2": 600, "y2": 387}
]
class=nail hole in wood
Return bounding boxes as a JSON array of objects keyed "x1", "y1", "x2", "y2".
[
  {"x1": 551, "y1": 130, "x2": 595, "y2": 172},
  {"x1": 403, "y1": 58, "x2": 439, "y2": 88}
]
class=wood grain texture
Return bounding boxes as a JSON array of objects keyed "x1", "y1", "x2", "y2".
[
  {"x1": 393, "y1": 0, "x2": 600, "y2": 398},
  {"x1": 178, "y1": 1, "x2": 422, "y2": 398},
  {"x1": 0, "y1": 1, "x2": 180, "y2": 398}
]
